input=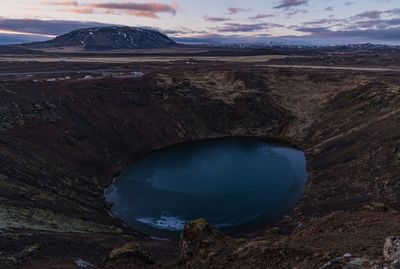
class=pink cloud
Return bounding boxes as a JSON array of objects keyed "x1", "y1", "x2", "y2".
[
  {"x1": 69, "y1": 1, "x2": 178, "y2": 19},
  {"x1": 91, "y1": 2, "x2": 177, "y2": 16},
  {"x1": 42, "y1": 0, "x2": 78, "y2": 6},
  {"x1": 69, "y1": 7, "x2": 95, "y2": 14}
]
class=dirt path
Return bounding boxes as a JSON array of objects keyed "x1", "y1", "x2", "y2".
[
  {"x1": 259, "y1": 64, "x2": 400, "y2": 72},
  {"x1": 0, "y1": 55, "x2": 287, "y2": 63}
]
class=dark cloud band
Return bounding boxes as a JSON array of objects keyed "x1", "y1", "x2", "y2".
[
  {"x1": 0, "y1": 19, "x2": 112, "y2": 35},
  {"x1": 274, "y1": 0, "x2": 308, "y2": 9}
]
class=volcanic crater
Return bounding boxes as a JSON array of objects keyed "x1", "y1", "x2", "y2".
[{"x1": 1, "y1": 61, "x2": 400, "y2": 268}]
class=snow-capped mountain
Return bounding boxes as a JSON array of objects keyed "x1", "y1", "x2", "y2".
[{"x1": 23, "y1": 26, "x2": 176, "y2": 50}]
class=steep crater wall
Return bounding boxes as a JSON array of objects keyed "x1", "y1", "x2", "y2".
[{"x1": 0, "y1": 71, "x2": 293, "y2": 234}]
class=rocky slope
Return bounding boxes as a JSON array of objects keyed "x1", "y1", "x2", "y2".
[
  {"x1": 0, "y1": 63, "x2": 400, "y2": 268},
  {"x1": 21, "y1": 26, "x2": 176, "y2": 50}
]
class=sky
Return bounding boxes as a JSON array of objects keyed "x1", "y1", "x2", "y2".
[{"x1": 0, "y1": 0, "x2": 399, "y2": 45}]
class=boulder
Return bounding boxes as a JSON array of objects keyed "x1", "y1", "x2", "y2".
[
  {"x1": 17, "y1": 243, "x2": 43, "y2": 263},
  {"x1": 180, "y1": 218, "x2": 223, "y2": 260},
  {"x1": 363, "y1": 202, "x2": 389, "y2": 212},
  {"x1": 391, "y1": 260, "x2": 400, "y2": 269},
  {"x1": 384, "y1": 237, "x2": 400, "y2": 262},
  {"x1": 319, "y1": 253, "x2": 377, "y2": 269},
  {"x1": 104, "y1": 242, "x2": 154, "y2": 265}
]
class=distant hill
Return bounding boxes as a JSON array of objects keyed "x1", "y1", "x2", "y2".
[
  {"x1": 0, "y1": 33, "x2": 50, "y2": 46},
  {"x1": 0, "y1": 45, "x2": 37, "y2": 54},
  {"x1": 19, "y1": 26, "x2": 176, "y2": 51}
]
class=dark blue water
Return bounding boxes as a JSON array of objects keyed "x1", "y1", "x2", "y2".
[{"x1": 104, "y1": 138, "x2": 307, "y2": 239}]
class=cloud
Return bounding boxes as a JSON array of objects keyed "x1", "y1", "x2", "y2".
[
  {"x1": 0, "y1": 18, "x2": 112, "y2": 36},
  {"x1": 353, "y1": 18, "x2": 400, "y2": 29},
  {"x1": 292, "y1": 7, "x2": 400, "y2": 44},
  {"x1": 213, "y1": 22, "x2": 283, "y2": 33},
  {"x1": 285, "y1": 9, "x2": 308, "y2": 17},
  {"x1": 41, "y1": 0, "x2": 78, "y2": 6},
  {"x1": 301, "y1": 8, "x2": 400, "y2": 30},
  {"x1": 274, "y1": 0, "x2": 308, "y2": 9},
  {"x1": 90, "y1": 2, "x2": 177, "y2": 16},
  {"x1": 69, "y1": 1, "x2": 178, "y2": 18},
  {"x1": 174, "y1": 27, "x2": 400, "y2": 46},
  {"x1": 0, "y1": 33, "x2": 50, "y2": 45},
  {"x1": 289, "y1": 26, "x2": 400, "y2": 42},
  {"x1": 2, "y1": 2, "x2": 400, "y2": 46},
  {"x1": 302, "y1": 17, "x2": 346, "y2": 26},
  {"x1": 172, "y1": 33, "x2": 271, "y2": 45},
  {"x1": 204, "y1": 16, "x2": 231, "y2": 22},
  {"x1": 353, "y1": 10, "x2": 382, "y2": 19},
  {"x1": 299, "y1": 14, "x2": 400, "y2": 32},
  {"x1": 160, "y1": 27, "x2": 206, "y2": 36},
  {"x1": 69, "y1": 7, "x2": 96, "y2": 14},
  {"x1": 227, "y1": 7, "x2": 249, "y2": 15},
  {"x1": 386, "y1": 9, "x2": 400, "y2": 16},
  {"x1": 248, "y1": 14, "x2": 275, "y2": 20}
]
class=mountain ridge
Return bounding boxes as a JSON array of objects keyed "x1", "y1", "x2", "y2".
[{"x1": 19, "y1": 26, "x2": 176, "y2": 51}]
